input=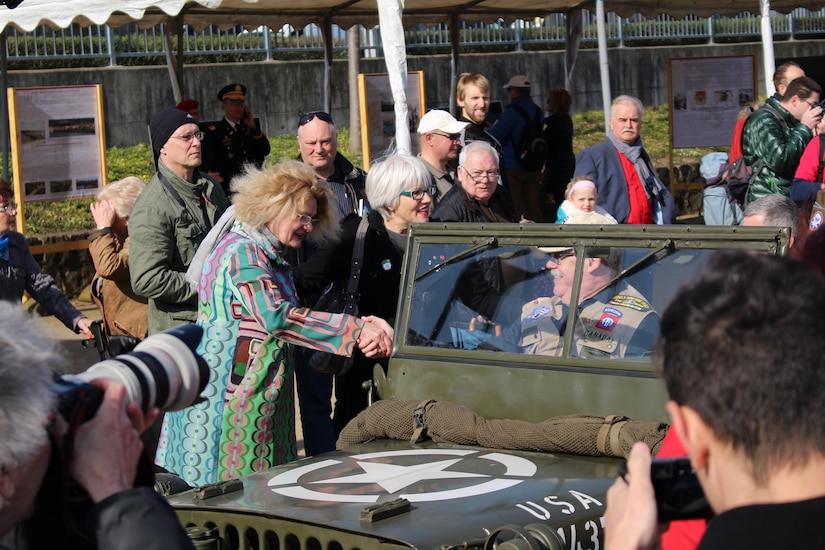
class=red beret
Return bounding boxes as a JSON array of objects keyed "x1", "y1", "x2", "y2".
[{"x1": 176, "y1": 99, "x2": 199, "y2": 112}]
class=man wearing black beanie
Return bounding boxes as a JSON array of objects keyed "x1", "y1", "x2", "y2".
[{"x1": 129, "y1": 107, "x2": 230, "y2": 336}]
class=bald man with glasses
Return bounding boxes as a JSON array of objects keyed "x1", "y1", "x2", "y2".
[{"x1": 293, "y1": 110, "x2": 368, "y2": 456}]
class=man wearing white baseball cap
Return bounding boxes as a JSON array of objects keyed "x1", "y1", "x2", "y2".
[{"x1": 417, "y1": 109, "x2": 469, "y2": 205}]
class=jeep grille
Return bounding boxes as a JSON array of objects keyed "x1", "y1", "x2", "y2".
[{"x1": 178, "y1": 509, "x2": 412, "y2": 550}]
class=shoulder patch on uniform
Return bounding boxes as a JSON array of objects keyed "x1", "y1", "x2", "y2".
[
  {"x1": 523, "y1": 305, "x2": 553, "y2": 325},
  {"x1": 609, "y1": 294, "x2": 651, "y2": 312}
]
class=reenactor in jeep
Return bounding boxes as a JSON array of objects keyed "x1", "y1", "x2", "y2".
[{"x1": 482, "y1": 211, "x2": 659, "y2": 358}]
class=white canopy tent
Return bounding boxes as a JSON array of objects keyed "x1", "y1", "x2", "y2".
[{"x1": 0, "y1": 0, "x2": 821, "y2": 158}]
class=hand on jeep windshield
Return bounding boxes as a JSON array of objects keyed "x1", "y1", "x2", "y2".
[
  {"x1": 604, "y1": 442, "x2": 661, "y2": 550},
  {"x1": 70, "y1": 379, "x2": 149, "y2": 503},
  {"x1": 358, "y1": 316, "x2": 394, "y2": 358}
]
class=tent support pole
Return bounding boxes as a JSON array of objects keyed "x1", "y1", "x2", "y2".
[
  {"x1": 323, "y1": 15, "x2": 333, "y2": 113},
  {"x1": 596, "y1": 0, "x2": 611, "y2": 134},
  {"x1": 449, "y1": 12, "x2": 460, "y2": 116},
  {"x1": 163, "y1": 17, "x2": 183, "y2": 103},
  {"x1": 760, "y1": 0, "x2": 776, "y2": 96}
]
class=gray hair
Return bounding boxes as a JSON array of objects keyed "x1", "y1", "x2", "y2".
[
  {"x1": 366, "y1": 153, "x2": 431, "y2": 220},
  {"x1": 458, "y1": 140, "x2": 499, "y2": 169},
  {"x1": 0, "y1": 302, "x2": 60, "y2": 469},
  {"x1": 743, "y1": 194, "x2": 800, "y2": 239},
  {"x1": 610, "y1": 95, "x2": 644, "y2": 121},
  {"x1": 97, "y1": 176, "x2": 146, "y2": 219}
]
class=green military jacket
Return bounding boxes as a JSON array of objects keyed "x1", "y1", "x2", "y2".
[{"x1": 129, "y1": 162, "x2": 229, "y2": 334}]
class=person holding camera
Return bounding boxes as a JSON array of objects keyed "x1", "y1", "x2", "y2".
[
  {"x1": 604, "y1": 252, "x2": 825, "y2": 549},
  {"x1": 200, "y1": 83, "x2": 270, "y2": 196},
  {"x1": 0, "y1": 302, "x2": 194, "y2": 550},
  {"x1": 743, "y1": 76, "x2": 822, "y2": 203}
]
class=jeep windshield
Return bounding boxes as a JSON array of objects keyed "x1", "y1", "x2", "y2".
[{"x1": 379, "y1": 223, "x2": 790, "y2": 424}]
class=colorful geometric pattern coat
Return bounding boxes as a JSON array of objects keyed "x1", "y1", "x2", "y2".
[{"x1": 155, "y1": 222, "x2": 364, "y2": 485}]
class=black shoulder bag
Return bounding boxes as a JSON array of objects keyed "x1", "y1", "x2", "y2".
[{"x1": 304, "y1": 216, "x2": 369, "y2": 375}]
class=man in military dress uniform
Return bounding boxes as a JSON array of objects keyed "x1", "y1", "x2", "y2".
[{"x1": 201, "y1": 83, "x2": 270, "y2": 195}]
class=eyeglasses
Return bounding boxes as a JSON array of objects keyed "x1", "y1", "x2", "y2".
[
  {"x1": 803, "y1": 99, "x2": 821, "y2": 110},
  {"x1": 223, "y1": 99, "x2": 246, "y2": 106},
  {"x1": 0, "y1": 201, "x2": 17, "y2": 213},
  {"x1": 550, "y1": 249, "x2": 576, "y2": 262},
  {"x1": 399, "y1": 187, "x2": 436, "y2": 201},
  {"x1": 460, "y1": 167, "x2": 500, "y2": 183},
  {"x1": 172, "y1": 131, "x2": 204, "y2": 142},
  {"x1": 431, "y1": 131, "x2": 461, "y2": 141},
  {"x1": 299, "y1": 111, "x2": 334, "y2": 126},
  {"x1": 296, "y1": 213, "x2": 321, "y2": 227}
]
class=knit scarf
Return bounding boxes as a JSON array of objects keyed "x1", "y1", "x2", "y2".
[{"x1": 608, "y1": 129, "x2": 667, "y2": 223}]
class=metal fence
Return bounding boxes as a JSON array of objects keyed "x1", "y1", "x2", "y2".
[{"x1": 5, "y1": 8, "x2": 825, "y2": 65}]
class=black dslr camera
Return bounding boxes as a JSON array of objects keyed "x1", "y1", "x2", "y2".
[
  {"x1": 55, "y1": 323, "x2": 209, "y2": 422},
  {"x1": 618, "y1": 457, "x2": 713, "y2": 522}
]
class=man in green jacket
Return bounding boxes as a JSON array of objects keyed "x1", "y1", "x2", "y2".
[
  {"x1": 130, "y1": 107, "x2": 230, "y2": 335},
  {"x1": 743, "y1": 76, "x2": 822, "y2": 202}
]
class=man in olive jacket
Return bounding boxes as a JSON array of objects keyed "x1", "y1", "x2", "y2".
[
  {"x1": 743, "y1": 76, "x2": 822, "y2": 202},
  {"x1": 130, "y1": 108, "x2": 230, "y2": 335}
]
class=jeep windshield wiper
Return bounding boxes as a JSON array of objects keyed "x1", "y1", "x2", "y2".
[
  {"x1": 581, "y1": 239, "x2": 675, "y2": 302},
  {"x1": 414, "y1": 237, "x2": 497, "y2": 282}
]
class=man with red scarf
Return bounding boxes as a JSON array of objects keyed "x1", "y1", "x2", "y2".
[{"x1": 574, "y1": 95, "x2": 676, "y2": 224}]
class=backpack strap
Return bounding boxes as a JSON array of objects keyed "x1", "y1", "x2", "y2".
[
  {"x1": 511, "y1": 103, "x2": 542, "y2": 126},
  {"x1": 742, "y1": 103, "x2": 788, "y2": 188}
]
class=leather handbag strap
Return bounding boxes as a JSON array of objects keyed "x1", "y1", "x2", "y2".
[{"x1": 345, "y1": 216, "x2": 370, "y2": 298}]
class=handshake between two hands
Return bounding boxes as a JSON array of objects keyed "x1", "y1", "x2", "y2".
[{"x1": 357, "y1": 316, "x2": 394, "y2": 358}]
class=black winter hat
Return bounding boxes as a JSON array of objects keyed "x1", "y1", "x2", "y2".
[{"x1": 150, "y1": 107, "x2": 196, "y2": 163}]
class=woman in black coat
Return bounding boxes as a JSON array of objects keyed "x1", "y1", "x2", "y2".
[
  {"x1": 293, "y1": 154, "x2": 434, "y2": 434},
  {"x1": 542, "y1": 88, "x2": 576, "y2": 221}
]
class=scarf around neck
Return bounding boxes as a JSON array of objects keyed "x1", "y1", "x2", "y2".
[{"x1": 607, "y1": 129, "x2": 666, "y2": 222}]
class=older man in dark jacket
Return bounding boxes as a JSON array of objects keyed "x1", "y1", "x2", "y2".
[{"x1": 574, "y1": 95, "x2": 676, "y2": 224}]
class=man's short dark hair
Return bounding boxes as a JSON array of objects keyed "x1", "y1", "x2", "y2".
[
  {"x1": 655, "y1": 252, "x2": 825, "y2": 482},
  {"x1": 783, "y1": 75, "x2": 822, "y2": 101}
]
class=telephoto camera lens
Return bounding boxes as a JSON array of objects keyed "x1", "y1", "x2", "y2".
[{"x1": 57, "y1": 324, "x2": 209, "y2": 419}]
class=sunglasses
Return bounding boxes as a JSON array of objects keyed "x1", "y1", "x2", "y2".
[
  {"x1": 299, "y1": 111, "x2": 334, "y2": 126},
  {"x1": 550, "y1": 249, "x2": 576, "y2": 262}
]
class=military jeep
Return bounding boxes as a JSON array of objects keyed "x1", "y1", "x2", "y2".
[{"x1": 169, "y1": 222, "x2": 789, "y2": 550}]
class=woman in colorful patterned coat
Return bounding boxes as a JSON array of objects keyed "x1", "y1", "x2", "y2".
[{"x1": 155, "y1": 161, "x2": 393, "y2": 486}]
